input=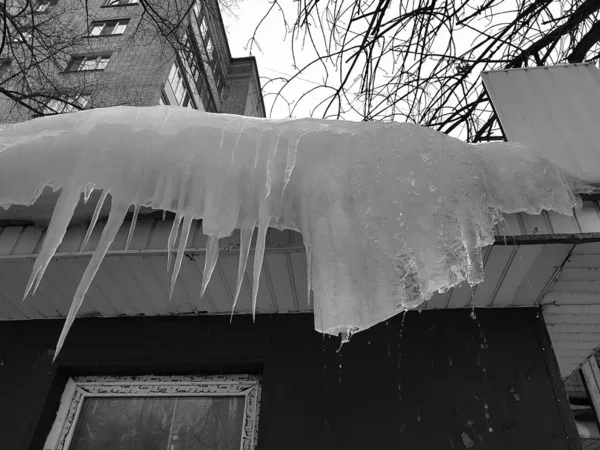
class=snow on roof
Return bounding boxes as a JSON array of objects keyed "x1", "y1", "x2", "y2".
[{"x1": 0, "y1": 106, "x2": 581, "y2": 355}]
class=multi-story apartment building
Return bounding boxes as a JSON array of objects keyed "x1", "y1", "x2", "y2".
[{"x1": 0, "y1": 0, "x2": 265, "y2": 122}]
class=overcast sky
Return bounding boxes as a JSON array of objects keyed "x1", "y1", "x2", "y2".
[{"x1": 222, "y1": 0, "x2": 336, "y2": 120}]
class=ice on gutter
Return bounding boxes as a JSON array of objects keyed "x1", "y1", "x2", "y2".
[{"x1": 0, "y1": 106, "x2": 583, "y2": 355}]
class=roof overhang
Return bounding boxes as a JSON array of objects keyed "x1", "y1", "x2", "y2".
[{"x1": 1, "y1": 191, "x2": 600, "y2": 378}]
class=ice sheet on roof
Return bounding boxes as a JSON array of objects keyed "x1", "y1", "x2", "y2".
[{"x1": 0, "y1": 106, "x2": 581, "y2": 354}]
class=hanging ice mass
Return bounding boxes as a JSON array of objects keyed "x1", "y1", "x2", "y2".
[{"x1": 0, "y1": 106, "x2": 580, "y2": 354}]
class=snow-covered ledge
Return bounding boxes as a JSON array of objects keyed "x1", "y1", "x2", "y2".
[{"x1": 0, "y1": 106, "x2": 590, "y2": 355}]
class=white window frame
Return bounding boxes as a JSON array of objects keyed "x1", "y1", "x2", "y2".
[
  {"x1": 88, "y1": 20, "x2": 129, "y2": 36},
  {"x1": 43, "y1": 374, "x2": 261, "y2": 450},
  {"x1": 67, "y1": 55, "x2": 111, "y2": 72},
  {"x1": 104, "y1": 0, "x2": 139, "y2": 6}
]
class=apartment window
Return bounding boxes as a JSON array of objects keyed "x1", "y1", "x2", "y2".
[
  {"x1": 34, "y1": 0, "x2": 58, "y2": 12},
  {"x1": 104, "y1": 0, "x2": 139, "y2": 6},
  {"x1": 66, "y1": 54, "x2": 111, "y2": 72},
  {"x1": 200, "y1": 17, "x2": 208, "y2": 40},
  {"x1": 43, "y1": 375, "x2": 261, "y2": 450},
  {"x1": 167, "y1": 60, "x2": 195, "y2": 107},
  {"x1": 159, "y1": 89, "x2": 168, "y2": 105},
  {"x1": 11, "y1": 27, "x2": 33, "y2": 44},
  {"x1": 182, "y1": 29, "x2": 217, "y2": 112},
  {"x1": 43, "y1": 95, "x2": 90, "y2": 114},
  {"x1": 88, "y1": 19, "x2": 129, "y2": 36},
  {"x1": 205, "y1": 37, "x2": 215, "y2": 62}
]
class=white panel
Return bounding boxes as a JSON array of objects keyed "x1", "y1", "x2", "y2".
[
  {"x1": 289, "y1": 252, "x2": 311, "y2": 311},
  {"x1": 176, "y1": 256, "x2": 216, "y2": 313},
  {"x1": 483, "y1": 64, "x2": 600, "y2": 183},
  {"x1": 0, "y1": 226, "x2": 22, "y2": 254},
  {"x1": 144, "y1": 255, "x2": 196, "y2": 314},
  {"x1": 219, "y1": 253, "x2": 252, "y2": 313},
  {"x1": 575, "y1": 201, "x2": 600, "y2": 233},
  {"x1": 100, "y1": 256, "x2": 159, "y2": 316},
  {"x1": 59, "y1": 258, "x2": 116, "y2": 316},
  {"x1": 512, "y1": 244, "x2": 573, "y2": 305},
  {"x1": 245, "y1": 254, "x2": 277, "y2": 314},
  {"x1": 266, "y1": 253, "x2": 297, "y2": 312},
  {"x1": 493, "y1": 245, "x2": 544, "y2": 306},
  {"x1": 470, "y1": 245, "x2": 514, "y2": 306},
  {"x1": 575, "y1": 242, "x2": 600, "y2": 255}
]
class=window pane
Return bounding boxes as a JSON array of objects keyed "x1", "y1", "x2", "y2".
[
  {"x1": 100, "y1": 23, "x2": 115, "y2": 35},
  {"x1": 66, "y1": 57, "x2": 83, "y2": 71},
  {"x1": 113, "y1": 22, "x2": 128, "y2": 34},
  {"x1": 168, "y1": 63, "x2": 178, "y2": 86},
  {"x1": 80, "y1": 58, "x2": 98, "y2": 70},
  {"x1": 96, "y1": 57, "x2": 110, "y2": 70},
  {"x1": 89, "y1": 24, "x2": 103, "y2": 36},
  {"x1": 77, "y1": 95, "x2": 90, "y2": 108},
  {"x1": 68, "y1": 396, "x2": 244, "y2": 450},
  {"x1": 206, "y1": 38, "x2": 214, "y2": 61},
  {"x1": 107, "y1": 0, "x2": 138, "y2": 5},
  {"x1": 200, "y1": 18, "x2": 208, "y2": 40}
]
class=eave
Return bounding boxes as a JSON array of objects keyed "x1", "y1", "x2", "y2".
[{"x1": 1, "y1": 197, "x2": 600, "y2": 379}]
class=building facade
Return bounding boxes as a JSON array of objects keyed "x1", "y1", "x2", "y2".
[
  {"x1": 0, "y1": 0, "x2": 265, "y2": 122},
  {"x1": 0, "y1": 13, "x2": 596, "y2": 450}
]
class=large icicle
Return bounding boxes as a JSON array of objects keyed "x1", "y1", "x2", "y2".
[
  {"x1": 0, "y1": 106, "x2": 585, "y2": 352},
  {"x1": 55, "y1": 202, "x2": 128, "y2": 357}
]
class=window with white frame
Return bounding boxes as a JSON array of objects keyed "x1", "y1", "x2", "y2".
[
  {"x1": 88, "y1": 19, "x2": 129, "y2": 36},
  {"x1": 43, "y1": 95, "x2": 90, "y2": 114},
  {"x1": 66, "y1": 54, "x2": 111, "y2": 72},
  {"x1": 104, "y1": 0, "x2": 139, "y2": 6},
  {"x1": 43, "y1": 375, "x2": 261, "y2": 450},
  {"x1": 34, "y1": 0, "x2": 58, "y2": 12},
  {"x1": 167, "y1": 61, "x2": 195, "y2": 108}
]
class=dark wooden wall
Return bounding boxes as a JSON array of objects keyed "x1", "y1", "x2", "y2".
[{"x1": 0, "y1": 308, "x2": 581, "y2": 450}]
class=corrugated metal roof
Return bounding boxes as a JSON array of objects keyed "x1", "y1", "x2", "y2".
[
  {"x1": 1, "y1": 208, "x2": 600, "y2": 379},
  {"x1": 482, "y1": 63, "x2": 600, "y2": 184},
  {"x1": 0, "y1": 213, "x2": 573, "y2": 320}
]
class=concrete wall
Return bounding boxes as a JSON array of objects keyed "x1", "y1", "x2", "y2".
[{"x1": 0, "y1": 309, "x2": 581, "y2": 449}]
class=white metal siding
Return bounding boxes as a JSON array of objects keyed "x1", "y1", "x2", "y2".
[{"x1": 482, "y1": 63, "x2": 600, "y2": 183}]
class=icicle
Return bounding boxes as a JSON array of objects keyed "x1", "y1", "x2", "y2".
[
  {"x1": 231, "y1": 122, "x2": 244, "y2": 164},
  {"x1": 254, "y1": 130, "x2": 264, "y2": 169},
  {"x1": 200, "y1": 235, "x2": 220, "y2": 298},
  {"x1": 251, "y1": 218, "x2": 270, "y2": 320},
  {"x1": 170, "y1": 216, "x2": 193, "y2": 299},
  {"x1": 282, "y1": 137, "x2": 299, "y2": 194},
  {"x1": 166, "y1": 214, "x2": 183, "y2": 271},
  {"x1": 80, "y1": 190, "x2": 108, "y2": 253},
  {"x1": 283, "y1": 128, "x2": 323, "y2": 194},
  {"x1": 25, "y1": 187, "x2": 81, "y2": 298},
  {"x1": 0, "y1": 106, "x2": 579, "y2": 345},
  {"x1": 83, "y1": 183, "x2": 95, "y2": 204},
  {"x1": 231, "y1": 226, "x2": 254, "y2": 319},
  {"x1": 124, "y1": 204, "x2": 140, "y2": 251},
  {"x1": 54, "y1": 203, "x2": 128, "y2": 359},
  {"x1": 265, "y1": 132, "x2": 282, "y2": 198}
]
